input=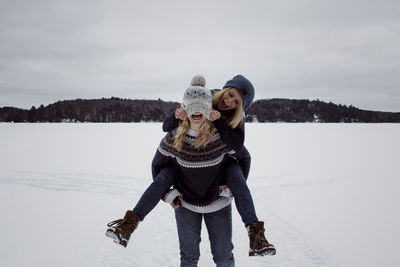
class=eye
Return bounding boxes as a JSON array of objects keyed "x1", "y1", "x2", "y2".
[{"x1": 202, "y1": 92, "x2": 205, "y2": 95}]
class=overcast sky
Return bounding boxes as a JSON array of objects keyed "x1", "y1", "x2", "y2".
[{"x1": 1, "y1": 0, "x2": 399, "y2": 112}]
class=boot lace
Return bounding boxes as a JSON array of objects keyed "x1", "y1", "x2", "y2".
[
  {"x1": 107, "y1": 218, "x2": 126, "y2": 227},
  {"x1": 107, "y1": 216, "x2": 139, "y2": 228}
]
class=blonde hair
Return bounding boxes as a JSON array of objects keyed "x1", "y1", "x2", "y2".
[
  {"x1": 173, "y1": 119, "x2": 214, "y2": 151},
  {"x1": 212, "y1": 87, "x2": 244, "y2": 129}
]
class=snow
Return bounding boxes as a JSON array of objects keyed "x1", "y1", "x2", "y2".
[{"x1": 0, "y1": 123, "x2": 399, "y2": 267}]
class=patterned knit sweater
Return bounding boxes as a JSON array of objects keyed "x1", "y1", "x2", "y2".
[{"x1": 152, "y1": 128, "x2": 235, "y2": 207}]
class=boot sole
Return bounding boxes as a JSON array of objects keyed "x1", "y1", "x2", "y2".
[
  {"x1": 262, "y1": 248, "x2": 276, "y2": 256},
  {"x1": 105, "y1": 229, "x2": 128, "y2": 248},
  {"x1": 249, "y1": 247, "x2": 276, "y2": 256}
]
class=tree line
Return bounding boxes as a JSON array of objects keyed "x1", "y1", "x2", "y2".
[
  {"x1": 245, "y1": 99, "x2": 400, "y2": 123},
  {"x1": 0, "y1": 97, "x2": 399, "y2": 123}
]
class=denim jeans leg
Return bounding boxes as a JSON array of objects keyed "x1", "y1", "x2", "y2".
[
  {"x1": 224, "y1": 162, "x2": 258, "y2": 227},
  {"x1": 204, "y1": 205, "x2": 235, "y2": 267},
  {"x1": 133, "y1": 167, "x2": 175, "y2": 220},
  {"x1": 175, "y1": 207, "x2": 202, "y2": 267}
]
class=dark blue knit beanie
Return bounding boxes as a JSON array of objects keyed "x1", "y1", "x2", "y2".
[{"x1": 223, "y1": 75, "x2": 255, "y2": 111}]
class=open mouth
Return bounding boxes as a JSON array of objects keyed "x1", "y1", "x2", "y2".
[{"x1": 191, "y1": 113, "x2": 203, "y2": 121}]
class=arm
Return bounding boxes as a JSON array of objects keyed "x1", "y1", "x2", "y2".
[
  {"x1": 162, "y1": 111, "x2": 180, "y2": 132},
  {"x1": 162, "y1": 106, "x2": 189, "y2": 132},
  {"x1": 213, "y1": 118, "x2": 245, "y2": 152},
  {"x1": 164, "y1": 189, "x2": 183, "y2": 209}
]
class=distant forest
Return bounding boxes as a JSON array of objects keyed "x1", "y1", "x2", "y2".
[{"x1": 0, "y1": 97, "x2": 399, "y2": 123}]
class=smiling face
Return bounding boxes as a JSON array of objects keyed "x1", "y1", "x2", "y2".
[
  {"x1": 187, "y1": 112, "x2": 206, "y2": 130},
  {"x1": 217, "y1": 88, "x2": 243, "y2": 111}
]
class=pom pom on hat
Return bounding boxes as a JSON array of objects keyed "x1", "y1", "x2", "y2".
[{"x1": 191, "y1": 75, "x2": 206, "y2": 87}]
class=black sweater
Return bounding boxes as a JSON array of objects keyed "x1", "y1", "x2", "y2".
[{"x1": 152, "y1": 129, "x2": 235, "y2": 206}]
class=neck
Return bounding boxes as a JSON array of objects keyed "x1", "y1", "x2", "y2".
[{"x1": 189, "y1": 123, "x2": 201, "y2": 131}]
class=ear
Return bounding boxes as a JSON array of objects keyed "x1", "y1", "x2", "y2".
[{"x1": 239, "y1": 87, "x2": 248, "y2": 96}]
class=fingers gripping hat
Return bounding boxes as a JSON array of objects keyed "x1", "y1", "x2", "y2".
[
  {"x1": 223, "y1": 75, "x2": 255, "y2": 111},
  {"x1": 182, "y1": 75, "x2": 213, "y2": 119}
]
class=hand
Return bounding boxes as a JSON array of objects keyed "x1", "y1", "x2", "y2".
[
  {"x1": 171, "y1": 195, "x2": 183, "y2": 209},
  {"x1": 209, "y1": 110, "x2": 221, "y2": 121},
  {"x1": 219, "y1": 185, "x2": 228, "y2": 191},
  {"x1": 219, "y1": 185, "x2": 232, "y2": 197},
  {"x1": 175, "y1": 107, "x2": 187, "y2": 121}
]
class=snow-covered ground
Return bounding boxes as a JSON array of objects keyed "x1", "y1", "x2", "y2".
[{"x1": 0, "y1": 123, "x2": 399, "y2": 267}]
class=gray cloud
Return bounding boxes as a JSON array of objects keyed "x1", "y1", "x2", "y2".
[{"x1": 1, "y1": 0, "x2": 399, "y2": 111}]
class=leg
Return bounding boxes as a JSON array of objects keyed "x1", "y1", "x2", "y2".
[
  {"x1": 175, "y1": 207, "x2": 202, "y2": 267},
  {"x1": 224, "y1": 162, "x2": 276, "y2": 256},
  {"x1": 224, "y1": 162, "x2": 258, "y2": 227},
  {"x1": 133, "y1": 166, "x2": 175, "y2": 220},
  {"x1": 106, "y1": 167, "x2": 175, "y2": 247},
  {"x1": 204, "y1": 205, "x2": 235, "y2": 267}
]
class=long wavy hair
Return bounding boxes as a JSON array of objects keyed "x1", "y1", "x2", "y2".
[
  {"x1": 212, "y1": 87, "x2": 244, "y2": 129},
  {"x1": 173, "y1": 119, "x2": 214, "y2": 151}
]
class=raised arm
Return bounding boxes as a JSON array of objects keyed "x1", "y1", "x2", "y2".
[{"x1": 162, "y1": 112, "x2": 180, "y2": 132}]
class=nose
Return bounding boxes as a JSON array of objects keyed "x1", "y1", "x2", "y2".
[{"x1": 225, "y1": 97, "x2": 232, "y2": 107}]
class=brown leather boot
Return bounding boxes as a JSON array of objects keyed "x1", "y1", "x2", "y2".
[
  {"x1": 248, "y1": 221, "x2": 276, "y2": 256},
  {"x1": 106, "y1": 210, "x2": 140, "y2": 247}
]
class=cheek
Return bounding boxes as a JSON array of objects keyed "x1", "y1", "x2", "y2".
[
  {"x1": 223, "y1": 92, "x2": 231, "y2": 101},
  {"x1": 228, "y1": 99, "x2": 238, "y2": 108}
]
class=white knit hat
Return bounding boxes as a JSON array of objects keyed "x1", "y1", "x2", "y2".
[{"x1": 182, "y1": 75, "x2": 212, "y2": 119}]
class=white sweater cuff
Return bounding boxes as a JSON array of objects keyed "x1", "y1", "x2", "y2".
[{"x1": 164, "y1": 189, "x2": 182, "y2": 205}]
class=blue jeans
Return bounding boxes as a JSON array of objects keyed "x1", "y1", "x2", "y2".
[
  {"x1": 224, "y1": 162, "x2": 258, "y2": 227},
  {"x1": 175, "y1": 205, "x2": 235, "y2": 267},
  {"x1": 133, "y1": 167, "x2": 175, "y2": 220}
]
